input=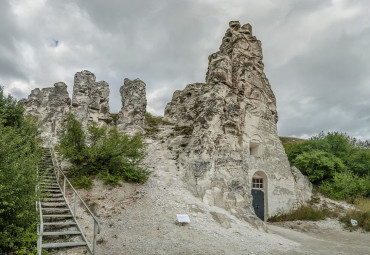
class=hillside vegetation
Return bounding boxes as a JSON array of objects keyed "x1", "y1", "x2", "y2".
[
  {"x1": 0, "y1": 88, "x2": 41, "y2": 254},
  {"x1": 282, "y1": 132, "x2": 370, "y2": 200},
  {"x1": 280, "y1": 133, "x2": 370, "y2": 231}
]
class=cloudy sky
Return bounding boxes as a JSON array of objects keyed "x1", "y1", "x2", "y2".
[{"x1": 1, "y1": 0, "x2": 369, "y2": 139}]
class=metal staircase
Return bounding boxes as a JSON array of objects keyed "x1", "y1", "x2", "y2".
[{"x1": 36, "y1": 147, "x2": 100, "y2": 254}]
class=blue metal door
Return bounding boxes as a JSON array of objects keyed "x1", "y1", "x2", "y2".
[{"x1": 252, "y1": 189, "x2": 264, "y2": 221}]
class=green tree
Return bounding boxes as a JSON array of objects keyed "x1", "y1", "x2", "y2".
[
  {"x1": 320, "y1": 172, "x2": 368, "y2": 200},
  {"x1": 294, "y1": 150, "x2": 346, "y2": 184},
  {"x1": 58, "y1": 115, "x2": 150, "y2": 187},
  {"x1": 0, "y1": 87, "x2": 41, "y2": 254}
]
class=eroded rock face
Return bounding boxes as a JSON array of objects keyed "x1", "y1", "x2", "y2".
[
  {"x1": 165, "y1": 21, "x2": 311, "y2": 222},
  {"x1": 23, "y1": 82, "x2": 71, "y2": 143},
  {"x1": 71, "y1": 70, "x2": 112, "y2": 127},
  {"x1": 117, "y1": 78, "x2": 147, "y2": 130},
  {"x1": 164, "y1": 83, "x2": 204, "y2": 126}
]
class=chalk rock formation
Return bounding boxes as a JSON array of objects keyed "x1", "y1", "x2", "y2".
[
  {"x1": 165, "y1": 21, "x2": 311, "y2": 222},
  {"x1": 117, "y1": 78, "x2": 147, "y2": 130},
  {"x1": 23, "y1": 82, "x2": 71, "y2": 142},
  {"x1": 71, "y1": 70, "x2": 112, "y2": 127},
  {"x1": 164, "y1": 83, "x2": 204, "y2": 126}
]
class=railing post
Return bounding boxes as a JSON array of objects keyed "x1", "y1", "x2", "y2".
[
  {"x1": 73, "y1": 192, "x2": 77, "y2": 217},
  {"x1": 93, "y1": 220, "x2": 97, "y2": 255},
  {"x1": 63, "y1": 178, "x2": 66, "y2": 194}
]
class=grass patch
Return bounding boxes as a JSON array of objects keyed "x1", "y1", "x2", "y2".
[
  {"x1": 268, "y1": 206, "x2": 333, "y2": 222},
  {"x1": 339, "y1": 198, "x2": 370, "y2": 232}
]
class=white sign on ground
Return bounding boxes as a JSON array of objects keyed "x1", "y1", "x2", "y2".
[{"x1": 177, "y1": 214, "x2": 190, "y2": 224}]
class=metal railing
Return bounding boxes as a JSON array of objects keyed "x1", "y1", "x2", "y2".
[{"x1": 50, "y1": 146, "x2": 101, "y2": 255}]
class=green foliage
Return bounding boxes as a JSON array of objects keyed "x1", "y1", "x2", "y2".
[
  {"x1": 294, "y1": 150, "x2": 345, "y2": 184},
  {"x1": 347, "y1": 149, "x2": 370, "y2": 177},
  {"x1": 285, "y1": 132, "x2": 370, "y2": 200},
  {"x1": 320, "y1": 172, "x2": 369, "y2": 200},
  {"x1": 268, "y1": 206, "x2": 333, "y2": 222},
  {"x1": 58, "y1": 113, "x2": 87, "y2": 168},
  {"x1": 0, "y1": 87, "x2": 41, "y2": 254},
  {"x1": 0, "y1": 87, "x2": 24, "y2": 127},
  {"x1": 58, "y1": 115, "x2": 150, "y2": 187},
  {"x1": 70, "y1": 175, "x2": 93, "y2": 190}
]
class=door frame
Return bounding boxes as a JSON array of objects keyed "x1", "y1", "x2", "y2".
[{"x1": 251, "y1": 171, "x2": 268, "y2": 221}]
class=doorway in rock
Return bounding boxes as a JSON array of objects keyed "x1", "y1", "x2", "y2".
[{"x1": 251, "y1": 172, "x2": 267, "y2": 221}]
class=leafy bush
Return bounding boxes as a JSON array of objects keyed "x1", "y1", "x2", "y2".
[
  {"x1": 70, "y1": 175, "x2": 93, "y2": 190},
  {"x1": 320, "y1": 172, "x2": 369, "y2": 200},
  {"x1": 58, "y1": 115, "x2": 150, "y2": 186},
  {"x1": 0, "y1": 87, "x2": 41, "y2": 254},
  {"x1": 294, "y1": 150, "x2": 345, "y2": 184},
  {"x1": 284, "y1": 132, "x2": 370, "y2": 200},
  {"x1": 268, "y1": 206, "x2": 332, "y2": 222}
]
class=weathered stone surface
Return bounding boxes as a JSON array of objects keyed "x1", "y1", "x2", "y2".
[
  {"x1": 163, "y1": 83, "x2": 204, "y2": 126},
  {"x1": 117, "y1": 78, "x2": 147, "y2": 129},
  {"x1": 291, "y1": 166, "x2": 313, "y2": 206},
  {"x1": 165, "y1": 21, "x2": 312, "y2": 222},
  {"x1": 23, "y1": 82, "x2": 71, "y2": 143},
  {"x1": 71, "y1": 70, "x2": 112, "y2": 127}
]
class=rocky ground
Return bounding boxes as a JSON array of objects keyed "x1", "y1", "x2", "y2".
[{"x1": 53, "y1": 126, "x2": 370, "y2": 255}]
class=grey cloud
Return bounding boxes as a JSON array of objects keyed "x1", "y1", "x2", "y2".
[{"x1": 1, "y1": 0, "x2": 370, "y2": 139}]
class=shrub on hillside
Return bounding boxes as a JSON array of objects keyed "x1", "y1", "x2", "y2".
[
  {"x1": 58, "y1": 115, "x2": 150, "y2": 187},
  {"x1": 284, "y1": 131, "x2": 370, "y2": 200},
  {"x1": 320, "y1": 172, "x2": 369, "y2": 200},
  {"x1": 294, "y1": 150, "x2": 345, "y2": 184}
]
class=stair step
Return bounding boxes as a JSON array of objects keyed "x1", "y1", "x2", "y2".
[
  {"x1": 42, "y1": 202, "x2": 67, "y2": 207},
  {"x1": 42, "y1": 208, "x2": 70, "y2": 212},
  {"x1": 43, "y1": 222, "x2": 77, "y2": 226},
  {"x1": 43, "y1": 198, "x2": 65, "y2": 202},
  {"x1": 42, "y1": 242, "x2": 86, "y2": 249},
  {"x1": 45, "y1": 194, "x2": 64, "y2": 198},
  {"x1": 41, "y1": 186, "x2": 59, "y2": 189},
  {"x1": 43, "y1": 214, "x2": 73, "y2": 218},
  {"x1": 43, "y1": 189, "x2": 62, "y2": 193},
  {"x1": 42, "y1": 231, "x2": 81, "y2": 236}
]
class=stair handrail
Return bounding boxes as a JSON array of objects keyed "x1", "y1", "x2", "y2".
[{"x1": 49, "y1": 146, "x2": 101, "y2": 255}]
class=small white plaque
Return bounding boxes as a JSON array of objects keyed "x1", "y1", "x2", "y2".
[
  {"x1": 351, "y1": 219, "x2": 358, "y2": 226},
  {"x1": 177, "y1": 214, "x2": 190, "y2": 223}
]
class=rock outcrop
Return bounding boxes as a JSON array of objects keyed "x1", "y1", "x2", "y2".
[
  {"x1": 23, "y1": 71, "x2": 148, "y2": 143},
  {"x1": 71, "y1": 70, "x2": 112, "y2": 127},
  {"x1": 117, "y1": 78, "x2": 147, "y2": 130},
  {"x1": 164, "y1": 21, "x2": 311, "y2": 221},
  {"x1": 22, "y1": 82, "x2": 71, "y2": 143}
]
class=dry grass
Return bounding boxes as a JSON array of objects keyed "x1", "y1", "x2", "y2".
[
  {"x1": 340, "y1": 198, "x2": 370, "y2": 232},
  {"x1": 268, "y1": 206, "x2": 334, "y2": 222}
]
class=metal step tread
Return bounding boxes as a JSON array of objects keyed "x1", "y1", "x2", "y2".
[
  {"x1": 42, "y1": 198, "x2": 65, "y2": 202},
  {"x1": 43, "y1": 214, "x2": 73, "y2": 218},
  {"x1": 42, "y1": 230, "x2": 81, "y2": 236},
  {"x1": 42, "y1": 241, "x2": 87, "y2": 249},
  {"x1": 43, "y1": 189, "x2": 62, "y2": 193},
  {"x1": 42, "y1": 208, "x2": 70, "y2": 212},
  {"x1": 43, "y1": 222, "x2": 77, "y2": 226}
]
